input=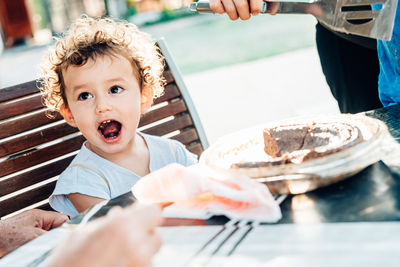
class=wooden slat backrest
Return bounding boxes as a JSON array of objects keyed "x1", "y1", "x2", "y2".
[{"x1": 0, "y1": 39, "x2": 208, "y2": 218}]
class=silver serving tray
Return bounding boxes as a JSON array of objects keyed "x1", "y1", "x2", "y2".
[{"x1": 200, "y1": 114, "x2": 388, "y2": 195}]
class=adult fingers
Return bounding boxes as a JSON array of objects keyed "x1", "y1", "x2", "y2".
[
  {"x1": 124, "y1": 203, "x2": 163, "y2": 230},
  {"x1": 107, "y1": 205, "x2": 124, "y2": 217},
  {"x1": 36, "y1": 210, "x2": 69, "y2": 230},
  {"x1": 33, "y1": 227, "x2": 47, "y2": 237},
  {"x1": 266, "y1": 1, "x2": 280, "y2": 15},
  {"x1": 210, "y1": 0, "x2": 225, "y2": 14},
  {"x1": 233, "y1": 0, "x2": 251, "y2": 20},
  {"x1": 221, "y1": 0, "x2": 239, "y2": 20},
  {"x1": 144, "y1": 229, "x2": 162, "y2": 256},
  {"x1": 128, "y1": 230, "x2": 162, "y2": 267},
  {"x1": 249, "y1": 0, "x2": 263, "y2": 15}
]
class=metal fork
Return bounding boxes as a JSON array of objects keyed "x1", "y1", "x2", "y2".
[{"x1": 182, "y1": 194, "x2": 287, "y2": 266}]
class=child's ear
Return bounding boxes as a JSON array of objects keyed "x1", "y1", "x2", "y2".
[
  {"x1": 60, "y1": 104, "x2": 77, "y2": 127},
  {"x1": 140, "y1": 86, "x2": 154, "y2": 114}
]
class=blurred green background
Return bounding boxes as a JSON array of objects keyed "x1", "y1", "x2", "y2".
[
  {"x1": 142, "y1": 14, "x2": 316, "y2": 74},
  {"x1": 26, "y1": 0, "x2": 317, "y2": 75},
  {"x1": 0, "y1": 1, "x2": 317, "y2": 88}
]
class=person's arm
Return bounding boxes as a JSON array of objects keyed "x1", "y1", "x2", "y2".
[
  {"x1": 45, "y1": 203, "x2": 163, "y2": 267},
  {"x1": 0, "y1": 209, "x2": 68, "y2": 257},
  {"x1": 68, "y1": 193, "x2": 106, "y2": 214}
]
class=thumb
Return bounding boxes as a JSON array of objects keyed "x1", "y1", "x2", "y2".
[{"x1": 34, "y1": 227, "x2": 47, "y2": 237}]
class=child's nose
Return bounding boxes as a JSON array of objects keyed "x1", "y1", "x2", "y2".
[{"x1": 95, "y1": 96, "x2": 112, "y2": 113}]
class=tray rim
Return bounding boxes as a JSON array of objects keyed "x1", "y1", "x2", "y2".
[{"x1": 199, "y1": 114, "x2": 389, "y2": 194}]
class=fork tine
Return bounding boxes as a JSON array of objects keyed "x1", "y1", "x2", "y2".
[
  {"x1": 342, "y1": 10, "x2": 380, "y2": 20},
  {"x1": 342, "y1": 0, "x2": 387, "y2": 5}
]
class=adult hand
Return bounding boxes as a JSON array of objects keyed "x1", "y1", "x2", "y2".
[
  {"x1": 0, "y1": 209, "x2": 68, "y2": 257},
  {"x1": 210, "y1": 0, "x2": 264, "y2": 20},
  {"x1": 209, "y1": 0, "x2": 280, "y2": 20},
  {"x1": 46, "y1": 203, "x2": 163, "y2": 267}
]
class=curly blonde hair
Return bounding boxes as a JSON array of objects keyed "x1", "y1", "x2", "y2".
[{"x1": 39, "y1": 15, "x2": 165, "y2": 112}]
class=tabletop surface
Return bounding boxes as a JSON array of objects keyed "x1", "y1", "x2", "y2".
[
  {"x1": 80, "y1": 105, "x2": 400, "y2": 225},
  {"x1": 3, "y1": 105, "x2": 400, "y2": 266}
]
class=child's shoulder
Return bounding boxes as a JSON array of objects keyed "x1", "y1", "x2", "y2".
[
  {"x1": 69, "y1": 142, "x2": 98, "y2": 163},
  {"x1": 141, "y1": 132, "x2": 174, "y2": 145},
  {"x1": 140, "y1": 132, "x2": 197, "y2": 166},
  {"x1": 61, "y1": 143, "x2": 110, "y2": 177},
  {"x1": 140, "y1": 132, "x2": 187, "y2": 151}
]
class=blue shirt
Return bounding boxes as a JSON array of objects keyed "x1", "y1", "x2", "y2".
[{"x1": 377, "y1": 4, "x2": 400, "y2": 106}]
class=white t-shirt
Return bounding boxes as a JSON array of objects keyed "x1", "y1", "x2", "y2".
[{"x1": 49, "y1": 133, "x2": 198, "y2": 217}]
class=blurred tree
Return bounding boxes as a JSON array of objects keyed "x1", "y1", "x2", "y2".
[{"x1": 33, "y1": 0, "x2": 50, "y2": 29}]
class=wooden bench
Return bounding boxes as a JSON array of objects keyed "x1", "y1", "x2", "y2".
[{"x1": 0, "y1": 39, "x2": 208, "y2": 219}]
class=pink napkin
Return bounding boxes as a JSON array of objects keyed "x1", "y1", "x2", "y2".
[{"x1": 132, "y1": 164, "x2": 282, "y2": 223}]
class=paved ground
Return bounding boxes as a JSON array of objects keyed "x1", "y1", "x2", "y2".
[
  {"x1": 0, "y1": 44, "x2": 339, "y2": 144},
  {"x1": 183, "y1": 47, "x2": 340, "y2": 143}
]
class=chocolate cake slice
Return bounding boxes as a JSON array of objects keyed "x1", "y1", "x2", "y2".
[
  {"x1": 230, "y1": 120, "x2": 365, "y2": 169},
  {"x1": 263, "y1": 125, "x2": 309, "y2": 157},
  {"x1": 263, "y1": 122, "x2": 364, "y2": 163}
]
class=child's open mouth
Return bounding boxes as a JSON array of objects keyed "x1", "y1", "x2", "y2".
[{"x1": 98, "y1": 120, "x2": 122, "y2": 140}]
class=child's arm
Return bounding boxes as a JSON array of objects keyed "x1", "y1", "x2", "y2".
[{"x1": 68, "y1": 193, "x2": 106, "y2": 213}]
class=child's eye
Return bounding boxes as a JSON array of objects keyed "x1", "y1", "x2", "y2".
[
  {"x1": 110, "y1": 86, "x2": 124, "y2": 94},
  {"x1": 77, "y1": 92, "x2": 93, "y2": 101}
]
